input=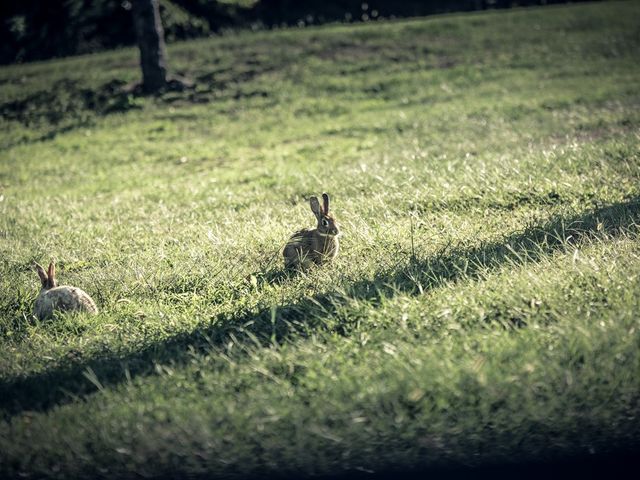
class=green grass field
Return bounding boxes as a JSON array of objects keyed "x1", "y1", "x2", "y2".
[{"x1": 1, "y1": 1, "x2": 640, "y2": 478}]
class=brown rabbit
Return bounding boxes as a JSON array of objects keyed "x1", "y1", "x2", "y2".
[
  {"x1": 33, "y1": 261, "x2": 98, "y2": 320},
  {"x1": 283, "y1": 193, "x2": 340, "y2": 269}
]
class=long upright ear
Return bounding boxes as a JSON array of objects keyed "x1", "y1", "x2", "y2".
[
  {"x1": 47, "y1": 262, "x2": 56, "y2": 288},
  {"x1": 309, "y1": 196, "x2": 322, "y2": 220},
  {"x1": 35, "y1": 263, "x2": 48, "y2": 288},
  {"x1": 322, "y1": 193, "x2": 330, "y2": 214}
]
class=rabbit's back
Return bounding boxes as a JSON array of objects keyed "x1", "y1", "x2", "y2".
[
  {"x1": 34, "y1": 286, "x2": 98, "y2": 320},
  {"x1": 284, "y1": 228, "x2": 338, "y2": 268}
]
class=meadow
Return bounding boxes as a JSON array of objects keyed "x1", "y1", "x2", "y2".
[{"x1": 1, "y1": 1, "x2": 639, "y2": 478}]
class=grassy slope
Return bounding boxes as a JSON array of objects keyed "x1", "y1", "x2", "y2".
[{"x1": 1, "y1": 1, "x2": 640, "y2": 477}]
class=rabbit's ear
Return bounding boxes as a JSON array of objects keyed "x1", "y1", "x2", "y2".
[
  {"x1": 322, "y1": 193, "x2": 330, "y2": 214},
  {"x1": 35, "y1": 263, "x2": 48, "y2": 288},
  {"x1": 310, "y1": 196, "x2": 322, "y2": 219},
  {"x1": 47, "y1": 262, "x2": 56, "y2": 288}
]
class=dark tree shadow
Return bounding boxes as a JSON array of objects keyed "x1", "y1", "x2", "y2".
[
  {"x1": 1, "y1": 79, "x2": 141, "y2": 149},
  {"x1": 1, "y1": 79, "x2": 138, "y2": 124},
  {"x1": 1, "y1": 62, "x2": 278, "y2": 150},
  {"x1": 1, "y1": 198, "x2": 638, "y2": 417}
]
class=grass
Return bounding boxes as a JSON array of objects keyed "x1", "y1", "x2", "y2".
[{"x1": 1, "y1": 1, "x2": 640, "y2": 478}]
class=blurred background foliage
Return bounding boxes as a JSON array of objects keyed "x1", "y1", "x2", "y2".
[{"x1": 0, "y1": 0, "x2": 599, "y2": 65}]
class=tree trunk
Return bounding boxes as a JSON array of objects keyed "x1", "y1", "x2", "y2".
[{"x1": 132, "y1": 0, "x2": 167, "y2": 93}]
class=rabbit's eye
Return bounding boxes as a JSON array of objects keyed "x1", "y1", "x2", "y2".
[{"x1": 322, "y1": 219, "x2": 329, "y2": 227}]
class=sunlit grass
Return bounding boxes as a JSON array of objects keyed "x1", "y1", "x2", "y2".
[{"x1": 0, "y1": 1, "x2": 639, "y2": 478}]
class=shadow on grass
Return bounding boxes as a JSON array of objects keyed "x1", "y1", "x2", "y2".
[
  {"x1": 0, "y1": 66, "x2": 272, "y2": 149},
  {"x1": 0, "y1": 78, "x2": 141, "y2": 149},
  {"x1": 1, "y1": 198, "x2": 639, "y2": 417},
  {"x1": 1, "y1": 79, "x2": 139, "y2": 124}
]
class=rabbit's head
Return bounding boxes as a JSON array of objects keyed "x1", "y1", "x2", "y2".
[
  {"x1": 310, "y1": 193, "x2": 339, "y2": 237},
  {"x1": 35, "y1": 261, "x2": 57, "y2": 290}
]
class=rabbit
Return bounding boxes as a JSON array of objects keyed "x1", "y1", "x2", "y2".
[
  {"x1": 283, "y1": 193, "x2": 340, "y2": 269},
  {"x1": 33, "y1": 261, "x2": 98, "y2": 320}
]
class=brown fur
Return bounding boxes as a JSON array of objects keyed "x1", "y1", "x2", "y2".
[{"x1": 283, "y1": 193, "x2": 340, "y2": 269}]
